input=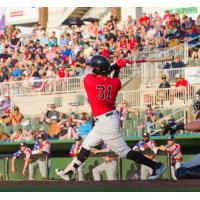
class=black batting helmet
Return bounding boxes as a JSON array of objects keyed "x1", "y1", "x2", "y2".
[{"x1": 89, "y1": 55, "x2": 111, "y2": 75}]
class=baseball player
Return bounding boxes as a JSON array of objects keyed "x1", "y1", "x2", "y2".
[
  {"x1": 131, "y1": 132, "x2": 157, "y2": 180},
  {"x1": 162, "y1": 89, "x2": 200, "y2": 135},
  {"x1": 29, "y1": 134, "x2": 51, "y2": 180},
  {"x1": 69, "y1": 135, "x2": 85, "y2": 181},
  {"x1": 159, "y1": 135, "x2": 183, "y2": 180},
  {"x1": 11, "y1": 142, "x2": 31, "y2": 177},
  {"x1": 55, "y1": 55, "x2": 166, "y2": 180},
  {"x1": 92, "y1": 143, "x2": 118, "y2": 181}
]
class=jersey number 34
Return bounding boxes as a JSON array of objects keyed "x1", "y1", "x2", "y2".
[{"x1": 96, "y1": 85, "x2": 112, "y2": 100}]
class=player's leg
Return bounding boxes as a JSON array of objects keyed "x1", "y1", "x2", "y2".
[
  {"x1": 28, "y1": 161, "x2": 38, "y2": 180},
  {"x1": 77, "y1": 163, "x2": 85, "y2": 181},
  {"x1": 105, "y1": 160, "x2": 118, "y2": 181},
  {"x1": 170, "y1": 165, "x2": 177, "y2": 180},
  {"x1": 38, "y1": 160, "x2": 47, "y2": 179},
  {"x1": 99, "y1": 113, "x2": 166, "y2": 180},
  {"x1": 92, "y1": 162, "x2": 107, "y2": 181},
  {"x1": 55, "y1": 127, "x2": 102, "y2": 180},
  {"x1": 105, "y1": 135, "x2": 164, "y2": 176}
]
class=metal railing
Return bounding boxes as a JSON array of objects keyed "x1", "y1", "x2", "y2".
[
  {"x1": 0, "y1": 60, "x2": 141, "y2": 98},
  {"x1": 9, "y1": 83, "x2": 199, "y2": 116},
  {"x1": 142, "y1": 65, "x2": 200, "y2": 88},
  {"x1": 0, "y1": 76, "x2": 84, "y2": 97},
  {"x1": 117, "y1": 83, "x2": 200, "y2": 109}
]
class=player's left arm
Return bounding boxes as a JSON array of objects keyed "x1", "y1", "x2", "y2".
[
  {"x1": 22, "y1": 156, "x2": 30, "y2": 176},
  {"x1": 109, "y1": 58, "x2": 131, "y2": 78}
]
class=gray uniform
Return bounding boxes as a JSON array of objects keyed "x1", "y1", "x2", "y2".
[
  {"x1": 82, "y1": 110, "x2": 130, "y2": 158},
  {"x1": 92, "y1": 144, "x2": 118, "y2": 181},
  {"x1": 93, "y1": 160, "x2": 118, "y2": 181},
  {"x1": 29, "y1": 159, "x2": 50, "y2": 180},
  {"x1": 140, "y1": 164, "x2": 153, "y2": 180},
  {"x1": 29, "y1": 140, "x2": 51, "y2": 180}
]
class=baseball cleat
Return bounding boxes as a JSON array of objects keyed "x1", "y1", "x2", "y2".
[
  {"x1": 148, "y1": 164, "x2": 166, "y2": 180},
  {"x1": 55, "y1": 169, "x2": 70, "y2": 181}
]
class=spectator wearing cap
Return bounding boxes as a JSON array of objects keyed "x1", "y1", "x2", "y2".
[
  {"x1": 29, "y1": 134, "x2": 51, "y2": 180},
  {"x1": 77, "y1": 115, "x2": 92, "y2": 138},
  {"x1": 47, "y1": 115, "x2": 61, "y2": 139},
  {"x1": 159, "y1": 136, "x2": 183, "y2": 180},
  {"x1": 159, "y1": 74, "x2": 171, "y2": 89},
  {"x1": 11, "y1": 142, "x2": 32, "y2": 177},
  {"x1": 172, "y1": 73, "x2": 188, "y2": 103},
  {"x1": 131, "y1": 132, "x2": 157, "y2": 180},
  {"x1": 41, "y1": 104, "x2": 61, "y2": 124},
  {"x1": 58, "y1": 117, "x2": 78, "y2": 140},
  {"x1": 0, "y1": 108, "x2": 12, "y2": 126},
  {"x1": 175, "y1": 73, "x2": 188, "y2": 88},
  {"x1": 0, "y1": 93, "x2": 11, "y2": 112},
  {"x1": 157, "y1": 74, "x2": 173, "y2": 105}
]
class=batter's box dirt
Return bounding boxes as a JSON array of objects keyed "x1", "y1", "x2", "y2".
[{"x1": 0, "y1": 180, "x2": 200, "y2": 191}]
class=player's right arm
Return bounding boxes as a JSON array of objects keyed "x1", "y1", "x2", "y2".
[{"x1": 11, "y1": 150, "x2": 22, "y2": 173}]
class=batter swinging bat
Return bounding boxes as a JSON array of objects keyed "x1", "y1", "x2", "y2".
[
  {"x1": 132, "y1": 56, "x2": 174, "y2": 63},
  {"x1": 116, "y1": 56, "x2": 174, "y2": 68}
]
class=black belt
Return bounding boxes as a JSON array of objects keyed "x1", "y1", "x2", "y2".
[{"x1": 95, "y1": 111, "x2": 115, "y2": 121}]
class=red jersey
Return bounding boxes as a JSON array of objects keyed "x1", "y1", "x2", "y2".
[
  {"x1": 84, "y1": 74, "x2": 121, "y2": 117},
  {"x1": 175, "y1": 79, "x2": 188, "y2": 87}
]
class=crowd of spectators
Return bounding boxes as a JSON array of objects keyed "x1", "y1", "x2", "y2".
[
  {"x1": 0, "y1": 11, "x2": 200, "y2": 85},
  {"x1": 0, "y1": 102, "x2": 93, "y2": 142},
  {"x1": 0, "y1": 10, "x2": 200, "y2": 142}
]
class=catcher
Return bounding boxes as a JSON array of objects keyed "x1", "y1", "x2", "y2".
[{"x1": 162, "y1": 89, "x2": 200, "y2": 135}]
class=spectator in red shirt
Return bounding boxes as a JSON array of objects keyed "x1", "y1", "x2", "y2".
[
  {"x1": 138, "y1": 13, "x2": 150, "y2": 27},
  {"x1": 175, "y1": 73, "x2": 188, "y2": 88},
  {"x1": 128, "y1": 35, "x2": 137, "y2": 50},
  {"x1": 57, "y1": 66, "x2": 69, "y2": 78},
  {"x1": 171, "y1": 73, "x2": 189, "y2": 104}
]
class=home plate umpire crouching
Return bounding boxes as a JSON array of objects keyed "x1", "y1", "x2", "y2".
[{"x1": 56, "y1": 55, "x2": 166, "y2": 180}]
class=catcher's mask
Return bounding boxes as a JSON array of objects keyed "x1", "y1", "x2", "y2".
[{"x1": 193, "y1": 89, "x2": 200, "y2": 111}]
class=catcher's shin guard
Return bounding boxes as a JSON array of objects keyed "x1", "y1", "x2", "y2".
[{"x1": 176, "y1": 165, "x2": 200, "y2": 179}]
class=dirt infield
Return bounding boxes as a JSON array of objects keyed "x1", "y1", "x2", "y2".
[{"x1": 0, "y1": 180, "x2": 200, "y2": 191}]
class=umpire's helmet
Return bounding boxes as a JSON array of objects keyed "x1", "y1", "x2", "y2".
[{"x1": 89, "y1": 55, "x2": 111, "y2": 75}]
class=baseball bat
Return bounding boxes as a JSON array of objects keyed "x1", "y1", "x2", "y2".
[{"x1": 131, "y1": 56, "x2": 174, "y2": 64}]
